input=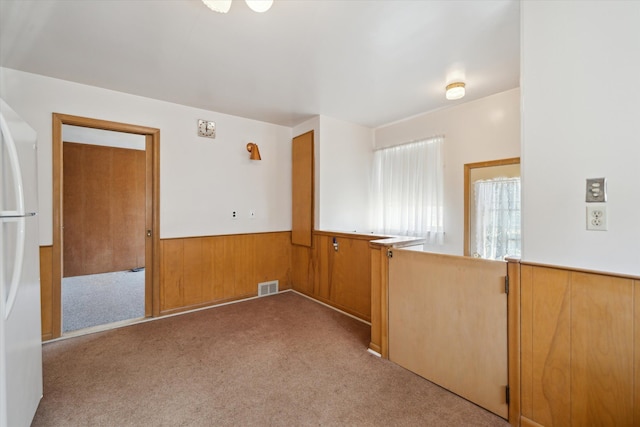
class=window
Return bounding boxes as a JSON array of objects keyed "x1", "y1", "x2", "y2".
[
  {"x1": 371, "y1": 136, "x2": 444, "y2": 243},
  {"x1": 473, "y1": 177, "x2": 521, "y2": 260}
]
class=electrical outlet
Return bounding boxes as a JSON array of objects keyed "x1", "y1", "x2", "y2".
[
  {"x1": 232, "y1": 210, "x2": 237, "y2": 220},
  {"x1": 586, "y1": 205, "x2": 607, "y2": 231}
]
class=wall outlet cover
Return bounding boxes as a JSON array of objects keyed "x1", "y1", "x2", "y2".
[{"x1": 586, "y1": 205, "x2": 607, "y2": 231}]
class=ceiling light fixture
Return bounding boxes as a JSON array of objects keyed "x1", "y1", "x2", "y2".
[
  {"x1": 202, "y1": 0, "x2": 273, "y2": 13},
  {"x1": 245, "y1": 0, "x2": 273, "y2": 13},
  {"x1": 445, "y1": 82, "x2": 466, "y2": 100}
]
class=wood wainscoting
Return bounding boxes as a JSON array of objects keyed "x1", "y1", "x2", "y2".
[
  {"x1": 39, "y1": 246, "x2": 54, "y2": 341},
  {"x1": 520, "y1": 263, "x2": 639, "y2": 427},
  {"x1": 292, "y1": 231, "x2": 384, "y2": 322},
  {"x1": 159, "y1": 232, "x2": 292, "y2": 315},
  {"x1": 40, "y1": 232, "x2": 291, "y2": 339}
]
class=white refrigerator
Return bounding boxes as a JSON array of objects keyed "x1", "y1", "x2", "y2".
[{"x1": 0, "y1": 98, "x2": 43, "y2": 427}]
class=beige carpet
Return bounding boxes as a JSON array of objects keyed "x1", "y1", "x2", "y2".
[{"x1": 33, "y1": 292, "x2": 510, "y2": 426}]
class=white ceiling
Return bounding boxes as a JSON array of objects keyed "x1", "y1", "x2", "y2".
[{"x1": 0, "y1": 0, "x2": 520, "y2": 128}]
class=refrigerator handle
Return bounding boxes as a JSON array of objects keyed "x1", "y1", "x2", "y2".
[
  {"x1": 0, "y1": 112, "x2": 27, "y2": 319},
  {"x1": 0, "y1": 212, "x2": 36, "y2": 219},
  {"x1": 0, "y1": 112, "x2": 26, "y2": 216},
  {"x1": 2, "y1": 218, "x2": 26, "y2": 320}
]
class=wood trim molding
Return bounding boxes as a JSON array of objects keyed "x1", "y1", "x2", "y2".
[
  {"x1": 506, "y1": 259, "x2": 521, "y2": 427},
  {"x1": 520, "y1": 260, "x2": 640, "y2": 281},
  {"x1": 51, "y1": 116, "x2": 63, "y2": 338},
  {"x1": 314, "y1": 230, "x2": 385, "y2": 241},
  {"x1": 51, "y1": 113, "x2": 160, "y2": 338},
  {"x1": 149, "y1": 132, "x2": 161, "y2": 317},
  {"x1": 160, "y1": 230, "x2": 290, "y2": 242}
]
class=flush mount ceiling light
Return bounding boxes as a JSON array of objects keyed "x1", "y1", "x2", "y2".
[
  {"x1": 445, "y1": 82, "x2": 466, "y2": 100},
  {"x1": 202, "y1": 0, "x2": 273, "y2": 13}
]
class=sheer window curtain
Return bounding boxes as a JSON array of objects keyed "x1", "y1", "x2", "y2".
[
  {"x1": 473, "y1": 177, "x2": 521, "y2": 260},
  {"x1": 371, "y1": 136, "x2": 444, "y2": 244}
]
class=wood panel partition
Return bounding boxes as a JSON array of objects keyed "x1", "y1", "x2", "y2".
[
  {"x1": 372, "y1": 248, "x2": 639, "y2": 426},
  {"x1": 388, "y1": 249, "x2": 509, "y2": 419},
  {"x1": 291, "y1": 231, "x2": 384, "y2": 322},
  {"x1": 159, "y1": 232, "x2": 291, "y2": 315},
  {"x1": 369, "y1": 236, "x2": 424, "y2": 357},
  {"x1": 520, "y1": 263, "x2": 638, "y2": 427}
]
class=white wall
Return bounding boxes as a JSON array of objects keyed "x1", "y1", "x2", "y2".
[
  {"x1": 375, "y1": 88, "x2": 520, "y2": 255},
  {"x1": 63, "y1": 125, "x2": 146, "y2": 150},
  {"x1": 318, "y1": 116, "x2": 373, "y2": 232},
  {"x1": 0, "y1": 67, "x2": 292, "y2": 244},
  {"x1": 521, "y1": 1, "x2": 640, "y2": 276},
  {"x1": 293, "y1": 115, "x2": 373, "y2": 233}
]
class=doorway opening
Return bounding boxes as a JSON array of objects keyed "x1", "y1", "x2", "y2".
[
  {"x1": 61, "y1": 127, "x2": 146, "y2": 333},
  {"x1": 52, "y1": 114, "x2": 160, "y2": 339},
  {"x1": 463, "y1": 157, "x2": 520, "y2": 259}
]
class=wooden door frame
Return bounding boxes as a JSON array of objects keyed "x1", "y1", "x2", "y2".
[{"x1": 52, "y1": 113, "x2": 160, "y2": 338}]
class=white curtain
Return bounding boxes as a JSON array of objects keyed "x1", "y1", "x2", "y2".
[
  {"x1": 371, "y1": 136, "x2": 444, "y2": 243},
  {"x1": 473, "y1": 177, "x2": 521, "y2": 260}
]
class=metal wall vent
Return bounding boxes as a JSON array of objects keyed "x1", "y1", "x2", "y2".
[{"x1": 258, "y1": 280, "x2": 279, "y2": 297}]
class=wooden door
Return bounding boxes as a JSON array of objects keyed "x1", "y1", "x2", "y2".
[
  {"x1": 388, "y1": 249, "x2": 508, "y2": 419},
  {"x1": 291, "y1": 131, "x2": 313, "y2": 247}
]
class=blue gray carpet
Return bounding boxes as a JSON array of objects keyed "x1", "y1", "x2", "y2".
[{"x1": 62, "y1": 270, "x2": 144, "y2": 333}]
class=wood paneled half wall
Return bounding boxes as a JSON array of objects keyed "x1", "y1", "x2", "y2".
[
  {"x1": 39, "y1": 246, "x2": 54, "y2": 341},
  {"x1": 160, "y1": 232, "x2": 291, "y2": 315},
  {"x1": 292, "y1": 231, "x2": 383, "y2": 322},
  {"x1": 520, "y1": 263, "x2": 639, "y2": 427}
]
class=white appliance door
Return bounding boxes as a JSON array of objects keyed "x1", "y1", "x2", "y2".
[{"x1": 0, "y1": 99, "x2": 43, "y2": 427}]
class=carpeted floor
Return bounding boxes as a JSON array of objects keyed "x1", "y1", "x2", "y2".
[
  {"x1": 62, "y1": 270, "x2": 145, "y2": 333},
  {"x1": 34, "y1": 292, "x2": 510, "y2": 426}
]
